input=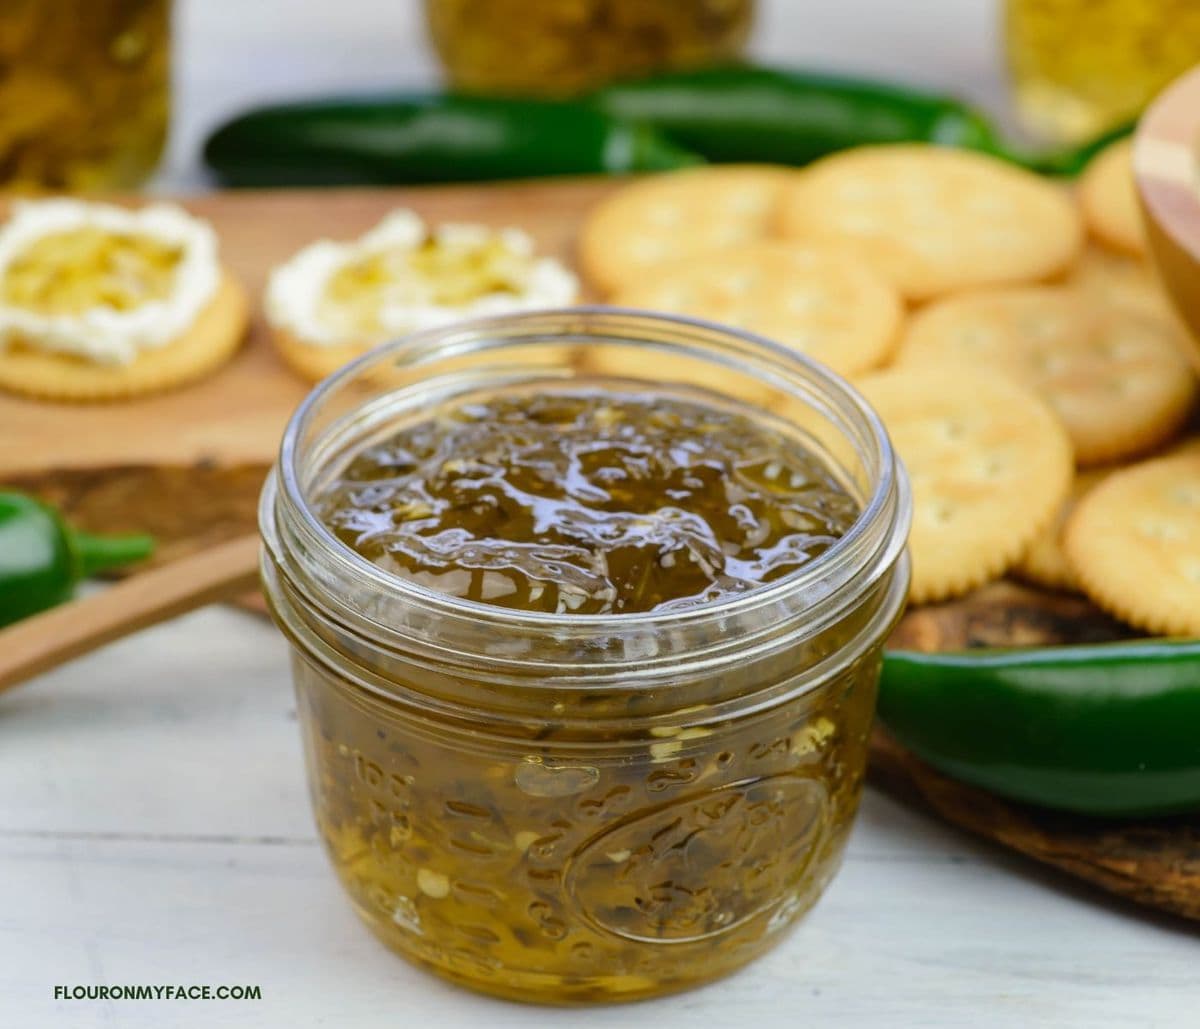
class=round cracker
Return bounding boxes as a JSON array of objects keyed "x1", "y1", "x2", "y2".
[
  {"x1": 275, "y1": 326, "x2": 585, "y2": 387},
  {"x1": 0, "y1": 269, "x2": 248, "y2": 402},
  {"x1": 272, "y1": 326, "x2": 373, "y2": 383},
  {"x1": 576, "y1": 337, "x2": 780, "y2": 412},
  {"x1": 896, "y1": 286, "x2": 1196, "y2": 465},
  {"x1": 611, "y1": 242, "x2": 902, "y2": 377},
  {"x1": 857, "y1": 367, "x2": 1073, "y2": 604},
  {"x1": 777, "y1": 144, "x2": 1083, "y2": 300},
  {"x1": 579, "y1": 165, "x2": 790, "y2": 296},
  {"x1": 1015, "y1": 400, "x2": 1199, "y2": 594},
  {"x1": 1014, "y1": 467, "x2": 1114, "y2": 592},
  {"x1": 1079, "y1": 138, "x2": 1144, "y2": 256},
  {"x1": 1065, "y1": 452, "x2": 1200, "y2": 636},
  {"x1": 1065, "y1": 246, "x2": 1168, "y2": 320}
]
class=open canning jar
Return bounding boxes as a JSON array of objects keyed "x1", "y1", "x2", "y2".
[
  {"x1": 425, "y1": 0, "x2": 756, "y2": 98},
  {"x1": 259, "y1": 309, "x2": 910, "y2": 1004}
]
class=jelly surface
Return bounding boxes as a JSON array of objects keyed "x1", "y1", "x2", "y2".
[{"x1": 315, "y1": 389, "x2": 859, "y2": 613}]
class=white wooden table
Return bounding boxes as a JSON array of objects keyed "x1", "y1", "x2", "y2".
[{"x1": 4, "y1": 3, "x2": 1198, "y2": 1026}]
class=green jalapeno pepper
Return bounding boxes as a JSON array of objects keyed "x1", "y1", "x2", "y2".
[
  {"x1": 0, "y1": 491, "x2": 154, "y2": 628},
  {"x1": 590, "y1": 64, "x2": 1005, "y2": 166},
  {"x1": 878, "y1": 642, "x2": 1200, "y2": 818},
  {"x1": 591, "y1": 65, "x2": 1132, "y2": 175},
  {"x1": 203, "y1": 95, "x2": 702, "y2": 187},
  {"x1": 202, "y1": 68, "x2": 1130, "y2": 187}
]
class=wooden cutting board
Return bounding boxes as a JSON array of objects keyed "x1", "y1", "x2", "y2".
[
  {"x1": 1, "y1": 181, "x2": 1197, "y2": 926},
  {"x1": 0, "y1": 180, "x2": 612, "y2": 476}
]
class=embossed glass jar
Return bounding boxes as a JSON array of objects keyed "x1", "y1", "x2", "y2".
[
  {"x1": 259, "y1": 309, "x2": 910, "y2": 1004},
  {"x1": 425, "y1": 0, "x2": 755, "y2": 98}
]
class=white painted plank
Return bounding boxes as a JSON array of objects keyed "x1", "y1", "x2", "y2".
[
  {"x1": 0, "y1": 609, "x2": 309, "y2": 841},
  {"x1": 2, "y1": 797, "x2": 1195, "y2": 1029}
]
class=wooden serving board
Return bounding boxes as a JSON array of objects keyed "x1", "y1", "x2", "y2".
[
  {"x1": 0, "y1": 180, "x2": 612, "y2": 476},
  {"x1": 1, "y1": 181, "x2": 1197, "y2": 926}
]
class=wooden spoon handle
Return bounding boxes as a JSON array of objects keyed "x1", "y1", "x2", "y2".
[{"x1": 0, "y1": 533, "x2": 262, "y2": 694}]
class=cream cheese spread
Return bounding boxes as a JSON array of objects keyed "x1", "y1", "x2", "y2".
[
  {"x1": 0, "y1": 199, "x2": 220, "y2": 366},
  {"x1": 265, "y1": 209, "x2": 578, "y2": 347}
]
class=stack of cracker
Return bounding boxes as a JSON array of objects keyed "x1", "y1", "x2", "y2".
[{"x1": 580, "y1": 142, "x2": 1200, "y2": 634}]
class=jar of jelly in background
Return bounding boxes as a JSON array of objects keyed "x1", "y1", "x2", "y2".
[
  {"x1": 0, "y1": 0, "x2": 169, "y2": 190},
  {"x1": 1006, "y1": 0, "x2": 1200, "y2": 144},
  {"x1": 424, "y1": 0, "x2": 756, "y2": 97}
]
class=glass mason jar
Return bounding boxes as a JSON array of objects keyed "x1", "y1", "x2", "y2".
[
  {"x1": 0, "y1": 0, "x2": 169, "y2": 190},
  {"x1": 259, "y1": 309, "x2": 910, "y2": 1003},
  {"x1": 1006, "y1": 0, "x2": 1200, "y2": 145},
  {"x1": 424, "y1": 0, "x2": 755, "y2": 97}
]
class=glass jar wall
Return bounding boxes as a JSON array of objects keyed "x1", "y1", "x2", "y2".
[
  {"x1": 1006, "y1": 0, "x2": 1200, "y2": 144},
  {"x1": 260, "y1": 310, "x2": 910, "y2": 1003},
  {"x1": 0, "y1": 0, "x2": 169, "y2": 190},
  {"x1": 425, "y1": 0, "x2": 755, "y2": 97}
]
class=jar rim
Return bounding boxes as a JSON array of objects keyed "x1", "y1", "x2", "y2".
[{"x1": 269, "y1": 307, "x2": 905, "y2": 639}]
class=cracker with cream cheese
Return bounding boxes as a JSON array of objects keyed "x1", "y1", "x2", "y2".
[
  {"x1": 266, "y1": 210, "x2": 578, "y2": 383},
  {"x1": 0, "y1": 199, "x2": 246, "y2": 401}
]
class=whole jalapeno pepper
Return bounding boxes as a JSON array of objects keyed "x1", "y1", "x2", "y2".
[
  {"x1": 590, "y1": 64, "x2": 1130, "y2": 175},
  {"x1": 878, "y1": 641, "x2": 1200, "y2": 818},
  {"x1": 203, "y1": 68, "x2": 1128, "y2": 188},
  {"x1": 0, "y1": 491, "x2": 154, "y2": 627},
  {"x1": 203, "y1": 95, "x2": 703, "y2": 187},
  {"x1": 589, "y1": 64, "x2": 1004, "y2": 166}
]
